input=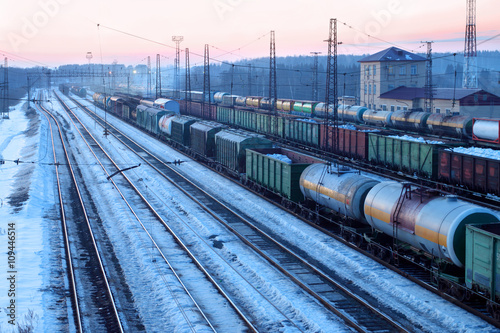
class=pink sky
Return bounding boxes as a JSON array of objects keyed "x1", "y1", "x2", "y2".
[{"x1": 1, "y1": 0, "x2": 499, "y2": 68}]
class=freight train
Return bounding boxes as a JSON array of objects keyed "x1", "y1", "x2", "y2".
[{"x1": 62, "y1": 86, "x2": 500, "y2": 320}]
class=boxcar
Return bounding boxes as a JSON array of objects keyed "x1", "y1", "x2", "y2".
[
  {"x1": 246, "y1": 148, "x2": 324, "y2": 202},
  {"x1": 109, "y1": 96, "x2": 125, "y2": 117},
  {"x1": 367, "y1": 133, "x2": 452, "y2": 178},
  {"x1": 217, "y1": 106, "x2": 235, "y2": 125},
  {"x1": 438, "y1": 148, "x2": 500, "y2": 196},
  {"x1": 153, "y1": 98, "x2": 180, "y2": 113},
  {"x1": 320, "y1": 124, "x2": 378, "y2": 159},
  {"x1": 190, "y1": 121, "x2": 228, "y2": 157},
  {"x1": 255, "y1": 113, "x2": 283, "y2": 138},
  {"x1": 284, "y1": 118, "x2": 320, "y2": 147},
  {"x1": 170, "y1": 116, "x2": 198, "y2": 146},
  {"x1": 179, "y1": 100, "x2": 217, "y2": 120},
  {"x1": 215, "y1": 129, "x2": 273, "y2": 174},
  {"x1": 466, "y1": 223, "x2": 500, "y2": 303}
]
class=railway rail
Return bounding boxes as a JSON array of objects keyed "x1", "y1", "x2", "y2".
[
  {"x1": 54, "y1": 92, "x2": 259, "y2": 332},
  {"x1": 35, "y1": 94, "x2": 123, "y2": 332},
  {"x1": 65, "y1": 93, "x2": 414, "y2": 332}
]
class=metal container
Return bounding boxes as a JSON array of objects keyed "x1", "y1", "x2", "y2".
[
  {"x1": 340, "y1": 105, "x2": 367, "y2": 123},
  {"x1": 367, "y1": 133, "x2": 448, "y2": 178},
  {"x1": 466, "y1": 223, "x2": 500, "y2": 301},
  {"x1": 190, "y1": 121, "x2": 227, "y2": 157},
  {"x1": 136, "y1": 105, "x2": 174, "y2": 134},
  {"x1": 438, "y1": 149, "x2": 500, "y2": 196},
  {"x1": 300, "y1": 164, "x2": 379, "y2": 221},
  {"x1": 215, "y1": 129, "x2": 273, "y2": 173},
  {"x1": 247, "y1": 148, "x2": 323, "y2": 202},
  {"x1": 153, "y1": 98, "x2": 180, "y2": 113},
  {"x1": 284, "y1": 118, "x2": 320, "y2": 147},
  {"x1": 314, "y1": 103, "x2": 333, "y2": 118},
  {"x1": 170, "y1": 116, "x2": 197, "y2": 146},
  {"x1": 363, "y1": 109, "x2": 393, "y2": 126},
  {"x1": 364, "y1": 181, "x2": 499, "y2": 267},
  {"x1": 214, "y1": 92, "x2": 228, "y2": 104},
  {"x1": 473, "y1": 118, "x2": 500, "y2": 143},
  {"x1": 158, "y1": 114, "x2": 175, "y2": 136},
  {"x1": 391, "y1": 111, "x2": 430, "y2": 131},
  {"x1": 235, "y1": 96, "x2": 247, "y2": 107},
  {"x1": 427, "y1": 114, "x2": 472, "y2": 137}
]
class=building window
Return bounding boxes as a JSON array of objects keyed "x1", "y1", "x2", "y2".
[
  {"x1": 368, "y1": 104, "x2": 372, "y2": 109},
  {"x1": 388, "y1": 84, "x2": 395, "y2": 90},
  {"x1": 382, "y1": 104, "x2": 387, "y2": 111},
  {"x1": 373, "y1": 65, "x2": 376, "y2": 76},
  {"x1": 446, "y1": 109, "x2": 451, "y2": 114},
  {"x1": 483, "y1": 94, "x2": 488, "y2": 101},
  {"x1": 436, "y1": 108, "x2": 441, "y2": 113},
  {"x1": 388, "y1": 65, "x2": 394, "y2": 75},
  {"x1": 411, "y1": 65, "x2": 417, "y2": 75},
  {"x1": 403, "y1": 106, "x2": 408, "y2": 111},
  {"x1": 373, "y1": 84, "x2": 376, "y2": 95},
  {"x1": 391, "y1": 105, "x2": 395, "y2": 111},
  {"x1": 369, "y1": 84, "x2": 372, "y2": 94},
  {"x1": 396, "y1": 106, "x2": 401, "y2": 110},
  {"x1": 474, "y1": 94, "x2": 479, "y2": 102},
  {"x1": 399, "y1": 66, "x2": 406, "y2": 75},
  {"x1": 452, "y1": 111, "x2": 459, "y2": 116},
  {"x1": 364, "y1": 84, "x2": 367, "y2": 94}
]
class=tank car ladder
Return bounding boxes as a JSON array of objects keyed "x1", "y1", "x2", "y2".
[{"x1": 392, "y1": 183, "x2": 412, "y2": 265}]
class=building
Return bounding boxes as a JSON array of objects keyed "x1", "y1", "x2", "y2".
[
  {"x1": 378, "y1": 86, "x2": 500, "y2": 117},
  {"x1": 358, "y1": 47, "x2": 426, "y2": 109}
]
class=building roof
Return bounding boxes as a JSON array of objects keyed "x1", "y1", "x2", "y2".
[
  {"x1": 379, "y1": 86, "x2": 486, "y2": 101},
  {"x1": 358, "y1": 47, "x2": 426, "y2": 63}
]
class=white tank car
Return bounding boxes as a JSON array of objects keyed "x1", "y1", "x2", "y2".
[
  {"x1": 473, "y1": 119, "x2": 500, "y2": 142},
  {"x1": 158, "y1": 114, "x2": 175, "y2": 136},
  {"x1": 364, "y1": 181, "x2": 500, "y2": 267},
  {"x1": 300, "y1": 164, "x2": 379, "y2": 223},
  {"x1": 362, "y1": 110, "x2": 393, "y2": 127}
]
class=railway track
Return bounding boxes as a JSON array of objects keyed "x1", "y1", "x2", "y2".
[
  {"x1": 35, "y1": 94, "x2": 124, "y2": 332},
  {"x1": 53, "y1": 92, "x2": 260, "y2": 331},
  {"x1": 65, "y1": 94, "x2": 413, "y2": 332}
]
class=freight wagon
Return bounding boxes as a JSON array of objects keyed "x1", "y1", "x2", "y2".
[
  {"x1": 190, "y1": 121, "x2": 228, "y2": 158},
  {"x1": 466, "y1": 223, "x2": 500, "y2": 318},
  {"x1": 367, "y1": 133, "x2": 455, "y2": 178},
  {"x1": 246, "y1": 148, "x2": 324, "y2": 202},
  {"x1": 438, "y1": 148, "x2": 500, "y2": 196},
  {"x1": 215, "y1": 129, "x2": 273, "y2": 174}
]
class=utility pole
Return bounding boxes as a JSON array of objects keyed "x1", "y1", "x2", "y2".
[
  {"x1": 156, "y1": 54, "x2": 161, "y2": 99},
  {"x1": 248, "y1": 63, "x2": 252, "y2": 96},
  {"x1": 185, "y1": 48, "x2": 191, "y2": 115},
  {"x1": 86, "y1": 51, "x2": 93, "y2": 86},
  {"x1": 203, "y1": 44, "x2": 210, "y2": 119},
  {"x1": 269, "y1": 30, "x2": 277, "y2": 135},
  {"x1": 172, "y1": 36, "x2": 184, "y2": 99},
  {"x1": 311, "y1": 52, "x2": 321, "y2": 101},
  {"x1": 325, "y1": 18, "x2": 339, "y2": 152},
  {"x1": 2, "y1": 58, "x2": 9, "y2": 119},
  {"x1": 463, "y1": 0, "x2": 477, "y2": 88},
  {"x1": 422, "y1": 41, "x2": 434, "y2": 113},
  {"x1": 147, "y1": 56, "x2": 152, "y2": 98}
]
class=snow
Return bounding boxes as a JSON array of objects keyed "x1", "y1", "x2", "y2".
[
  {"x1": 406, "y1": 54, "x2": 413, "y2": 60},
  {"x1": 448, "y1": 146, "x2": 500, "y2": 160},
  {"x1": 338, "y1": 124, "x2": 357, "y2": 130},
  {"x1": 267, "y1": 154, "x2": 292, "y2": 163},
  {"x1": 0, "y1": 100, "x2": 66, "y2": 332},
  {"x1": 1, "y1": 91, "x2": 499, "y2": 332},
  {"x1": 389, "y1": 135, "x2": 444, "y2": 144}
]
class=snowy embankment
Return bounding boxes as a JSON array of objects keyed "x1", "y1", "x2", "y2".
[
  {"x1": 0, "y1": 101, "x2": 67, "y2": 332},
  {"x1": 72, "y1": 94, "x2": 500, "y2": 332}
]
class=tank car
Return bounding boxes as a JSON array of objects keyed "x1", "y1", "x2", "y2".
[
  {"x1": 339, "y1": 105, "x2": 368, "y2": 123},
  {"x1": 235, "y1": 96, "x2": 247, "y2": 107},
  {"x1": 363, "y1": 181, "x2": 500, "y2": 267},
  {"x1": 362, "y1": 110, "x2": 393, "y2": 127},
  {"x1": 427, "y1": 114, "x2": 472, "y2": 137},
  {"x1": 158, "y1": 114, "x2": 175, "y2": 136},
  {"x1": 472, "y1": 118, "x2": 500, "y2": 143},
  {"x1": 300, "y1": 164, "x2": 379, "y2": 223},
  {"x1": 214, "y1": 92, "x2": 229, "y2": 104},
  {"x1": 153, "y1": 98, "x2": 180, "y2": 114},
  {"x1": 390, "y1": 111, "x2": 430, "y2": 131},
  {"x1": 314, "y1": 103, "x2": 332, "y2": 118}
]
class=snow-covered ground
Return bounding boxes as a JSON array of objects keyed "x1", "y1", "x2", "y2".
[
  {"x1": 1, "y1": 91, "x2": 499, "y2": 332},
  {"x1": 70, "y1": 94, "x2": 500, "y2": 332},
  {"x1": 0, "y1": 100, "x2": 67, "y2": 332}
]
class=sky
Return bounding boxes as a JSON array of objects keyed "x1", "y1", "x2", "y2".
[{"x1": 0, "y1": 0, "x2": 499, "y2": 68}]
